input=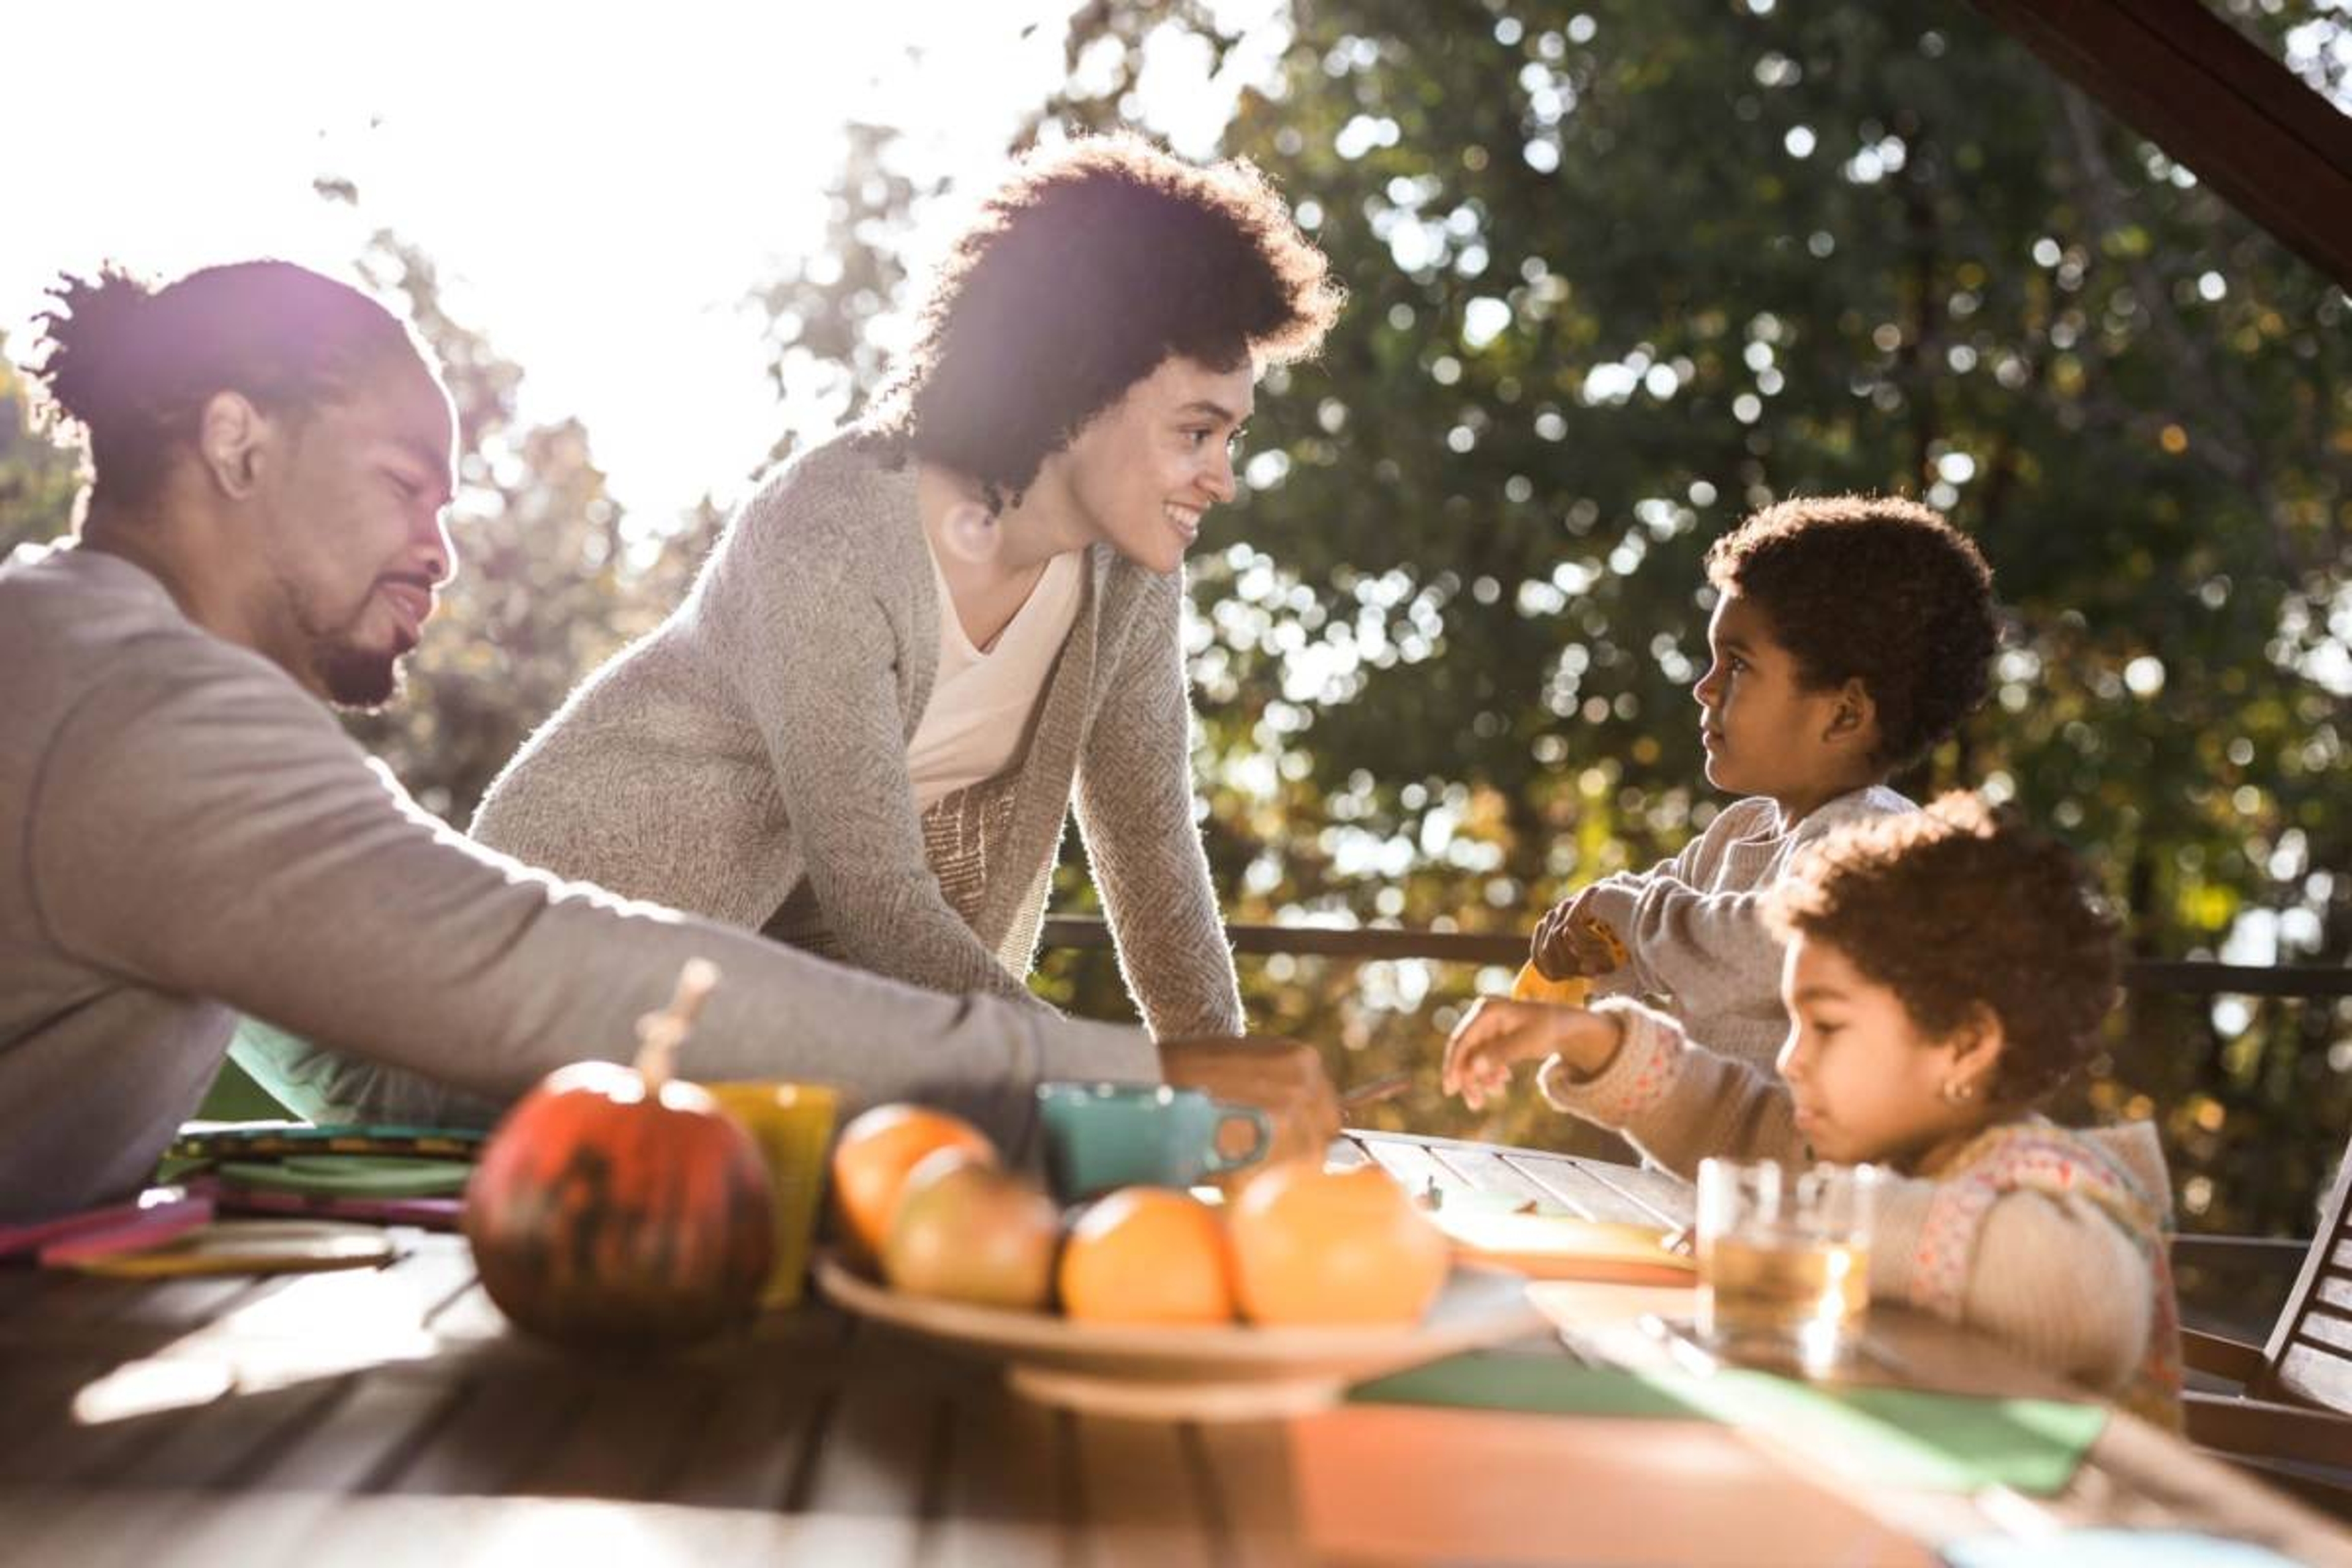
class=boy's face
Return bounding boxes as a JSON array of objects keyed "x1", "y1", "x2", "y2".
[
  {"x1": 1774, "y1": 934, "x2": 1987, "y2": 1167},
  {"x1": 1692, "y1": 590, "x2": 1863, "y2": 815},
  {"x1": 1054, "y1": 354, "x2": 1253, "y2": 575}
]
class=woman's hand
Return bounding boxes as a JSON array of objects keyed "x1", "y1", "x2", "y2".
[
  {"x1": 1158, "y1": 1036, "x2": 1341, "y2": 1170},
  {"x1": 1441, "y1": 998, "x2": 1625, "y2": 1112}
]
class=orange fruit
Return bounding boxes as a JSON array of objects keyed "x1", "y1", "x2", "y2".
[
  {"x1": 1510, "y1": 962, "x2": 1592, "y2": 1006},
  {"x1": 1227, "y1": 1162, "x2": 1450, "y2": 1327},
  {"x1": 1058, "y1": 1187, "x2": 1235, "y2": 1325},
  {"x1": 829, "y1": 1104, "x2": 996, "y2": 1265},
  {"x1": 882, "y1": 1149, "x2": 1059, "y2": 1311}
]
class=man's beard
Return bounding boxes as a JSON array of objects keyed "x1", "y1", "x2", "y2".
[
  {"x1": 314, "y1": 636, "x2": 407, "y2": 709},
  {"x1": 288, "y1": 581, "x2": 412, "y2": 710}
]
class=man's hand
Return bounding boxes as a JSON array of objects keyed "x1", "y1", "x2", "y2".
[
  {"x1": 1531, "y1": 891, "x2": 1628, "y2": 981},
  {"x1": 1441, "y1": 998, "x2": 1624, "y2": 1112},
  {"x1": 1158, "y1": 1036, "x2": 1341, "y2": 1170}
]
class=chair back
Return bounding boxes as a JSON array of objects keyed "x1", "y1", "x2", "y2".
[{"x1": 2261, "y1": 1156, "x2": 2352, "y2": 1411}]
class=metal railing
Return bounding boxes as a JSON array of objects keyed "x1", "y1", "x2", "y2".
[{"x1": 1039, "y1": 916, "x2": 2352, "y2": 999}]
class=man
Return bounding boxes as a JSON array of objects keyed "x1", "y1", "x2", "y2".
[{"x1": 0, "y1": 258, "x2": 1336, "y2": 1223}]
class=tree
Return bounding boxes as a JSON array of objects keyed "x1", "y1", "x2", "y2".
[
  {"x1": 753, "y1": 0, "x2": 2352, "y2": 1230},
  {"x1": 0, "y1": 333, "x2": 85, "y2": 555}
]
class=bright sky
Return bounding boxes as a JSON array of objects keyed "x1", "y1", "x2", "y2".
[{"x1": 2, "y1": 1, "x2": 1273, "y2": 526}]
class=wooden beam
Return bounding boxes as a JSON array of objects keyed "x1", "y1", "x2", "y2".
[
  {"x1": 1038, "y1": 915, "x2": 2352, "y2": 995},
  {"x1": 1966, "y1": 0, "x2": 2352, "y2": 292}
]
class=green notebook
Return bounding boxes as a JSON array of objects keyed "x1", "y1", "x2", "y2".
[{"x1": 214, "y1": 1156, "x2": 477, "y2": 1199}]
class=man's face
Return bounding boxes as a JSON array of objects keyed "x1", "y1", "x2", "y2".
[
  {"x1": 1055, "y1": 354, "x2": 1253, "y2": 576},
  {"x1": 250, "y1": 354, "x2": 458, "y2": 708}
]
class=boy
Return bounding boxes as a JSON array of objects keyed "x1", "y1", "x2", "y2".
[{"x1": 1531, "y1": 496, "x2": 1999, "y2": 1070}]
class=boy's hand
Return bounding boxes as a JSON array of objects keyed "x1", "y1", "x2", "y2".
[
  {"x1": 1531, "y1": 892, "x2": 1628, "y2": 981},
  {"x1": 1441, "y1": 998, "x2": 1625, "y2": 1112}
]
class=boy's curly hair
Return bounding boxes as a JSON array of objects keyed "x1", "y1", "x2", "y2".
[
  {"x1": 865, "y1": 132, "x2": 1343, "y2": 511},
  {"x1": 1705, "y1": 496, "x2": 1997, "y2": 770},
  {"x1": 1765, "y1": 793, "x2": 2120, "y2": 1106}
]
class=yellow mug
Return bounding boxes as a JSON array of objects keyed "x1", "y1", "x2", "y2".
[{"x1": 701, "y1": 1080, "x2": 840, "y2": 1309}]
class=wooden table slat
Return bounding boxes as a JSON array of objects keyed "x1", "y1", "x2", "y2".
[
  {"x1": 1415, "y1": 1144, "x2": 1561, "y2": 1210},
  {"x1": 1495, "y1": 1148, "x2": 1664, "y2": 1224},
  {"x1": 658, "y1": 1363, "x2": 828, "y2": 1513},
  {"x1": 1188, "y1": 1418, "x2": 1304, "y2": 1568},
  {"x1": 519, "y1": 1371, "x2": 718, "y2": 1499},
  {"x1": 788, "y1": 1323, "x2": 941, "y2": 1566},
  {"x1": 1551, "y1": 1155, "x2": 1692, "y2": 1227},
  {"x1": 380, "y1": 1369, "x2": 585, "y2": 1496},
  {"x1": 931, "y1": 1379, "x2": 1072, "y2": 1568},
  {"x1": 1068, "y1": 1410, "x2": 1218, "y2": 1567}
]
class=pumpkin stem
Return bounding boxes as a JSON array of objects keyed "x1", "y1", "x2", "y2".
[{"x1": 634, "y1": 958, "x2": 720, "y2": 1090}]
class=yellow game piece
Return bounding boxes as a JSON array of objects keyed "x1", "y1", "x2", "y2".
[
  {"x1": 1581, "y1": 915, "x2": 1630, "y2": 969},
  {"x1": 1510, "y1": 962, "x2": 1592, "y2": 1006}
]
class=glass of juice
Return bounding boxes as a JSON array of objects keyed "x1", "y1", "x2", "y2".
[{"x1": 1695, "y1": 1158, "x2": 1880, "y2": 1374}]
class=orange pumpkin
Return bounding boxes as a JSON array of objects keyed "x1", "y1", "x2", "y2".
[{"x1": 466, "y1": 1058, "x2": 775, "y2": 1349}]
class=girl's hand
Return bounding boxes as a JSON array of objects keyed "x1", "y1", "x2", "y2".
[{"x1": 1441, "y1": 998, "x2": 1626, "y2": 1112}]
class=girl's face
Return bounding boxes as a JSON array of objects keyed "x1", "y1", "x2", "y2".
[
  {"x1": 1691, "y1": 591, "x2": 1870, "y2": 820},
  {"x1": 1774, "y1": 933, "x2": 1997, "y2": 1168}
]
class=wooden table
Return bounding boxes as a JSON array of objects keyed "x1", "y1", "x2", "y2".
[{"x1": 2, "y1": 1130, "x2": 2347, "y2": 1566}]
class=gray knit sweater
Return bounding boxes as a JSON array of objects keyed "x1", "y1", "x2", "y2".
[
  {"x1": 1581, "y1": 786, "x2": 1915, "y2": 1069},
  {"x1": 0, "y1": 543, "x2": 1159, "y2": 1223},
  {"x1": 470, "y1": 432, "x2": 1244, "y2": 1039}
]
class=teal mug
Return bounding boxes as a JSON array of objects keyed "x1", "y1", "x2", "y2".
[{"x1": 1036, "y1": 1082, "x2": 1273, "y2": 1202}]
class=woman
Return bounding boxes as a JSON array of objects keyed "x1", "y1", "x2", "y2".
[{"x1": 472, "y1": 134, "x2": 1342, "y2": 1039}]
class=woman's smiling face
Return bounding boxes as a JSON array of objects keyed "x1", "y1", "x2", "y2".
[{"x1": 1054, "y1": 355, "x2": 1253, "y2": 575}]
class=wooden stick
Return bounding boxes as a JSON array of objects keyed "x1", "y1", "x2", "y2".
[
  {"x1": 633, "y1": 958, "x2": 720, "y2": 1088},
  {"x1": 1339, "y1": 1072, "x2": 1413, "y2": 1111}
]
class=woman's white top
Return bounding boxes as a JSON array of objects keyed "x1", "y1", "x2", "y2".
[{"x1": 906, "y1": 541, "x2": 1085, "y2": 812}]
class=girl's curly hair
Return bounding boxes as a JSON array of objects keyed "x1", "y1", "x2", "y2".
[
  {"x1": 1765, "y1": 793, "x2": 2121, "y2": 1105},
  {"x1": 865, "y1": 132, "x2": 1343, "y2": 510}
]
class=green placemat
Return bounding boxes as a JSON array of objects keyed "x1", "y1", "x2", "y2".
[
  {"x1": 1351, "y1": 1352, "x2": 2109, "y2": 1496},
  {"x1": 1354, "y1": 1353, "x2": 1704, "y2": 1420}
]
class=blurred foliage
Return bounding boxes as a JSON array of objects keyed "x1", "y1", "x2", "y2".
[
  {"x1": 984, "y1": 0, "x2": 2351, "y2": 1231},
  {"x1": 330, "y1": 224, "x2": 724, "y2": 821},
  {"x1": 0, "y1": 338, "x2": 85, "y2": 555},
  {"x1": 4, "y1": 2, "x2": 2348, "y2": 1238}
]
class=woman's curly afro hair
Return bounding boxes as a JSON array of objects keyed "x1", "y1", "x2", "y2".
[{"x1": 866, "y1": 132, "x2": 1342, "y2": 511}]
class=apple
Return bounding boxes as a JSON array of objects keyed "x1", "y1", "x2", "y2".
[{"x1": 880, "y1": 1148, "x2": 1060, "y2": 1310}]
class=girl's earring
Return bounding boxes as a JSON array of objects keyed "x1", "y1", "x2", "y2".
[{"x1": 1940, "y1": 1078, "x2": 1976, "y2": 1105}]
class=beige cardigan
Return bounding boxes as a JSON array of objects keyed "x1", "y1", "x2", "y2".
[{"x1": 471, "y1": 430, "x2": 1245, "y2": 1041}]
